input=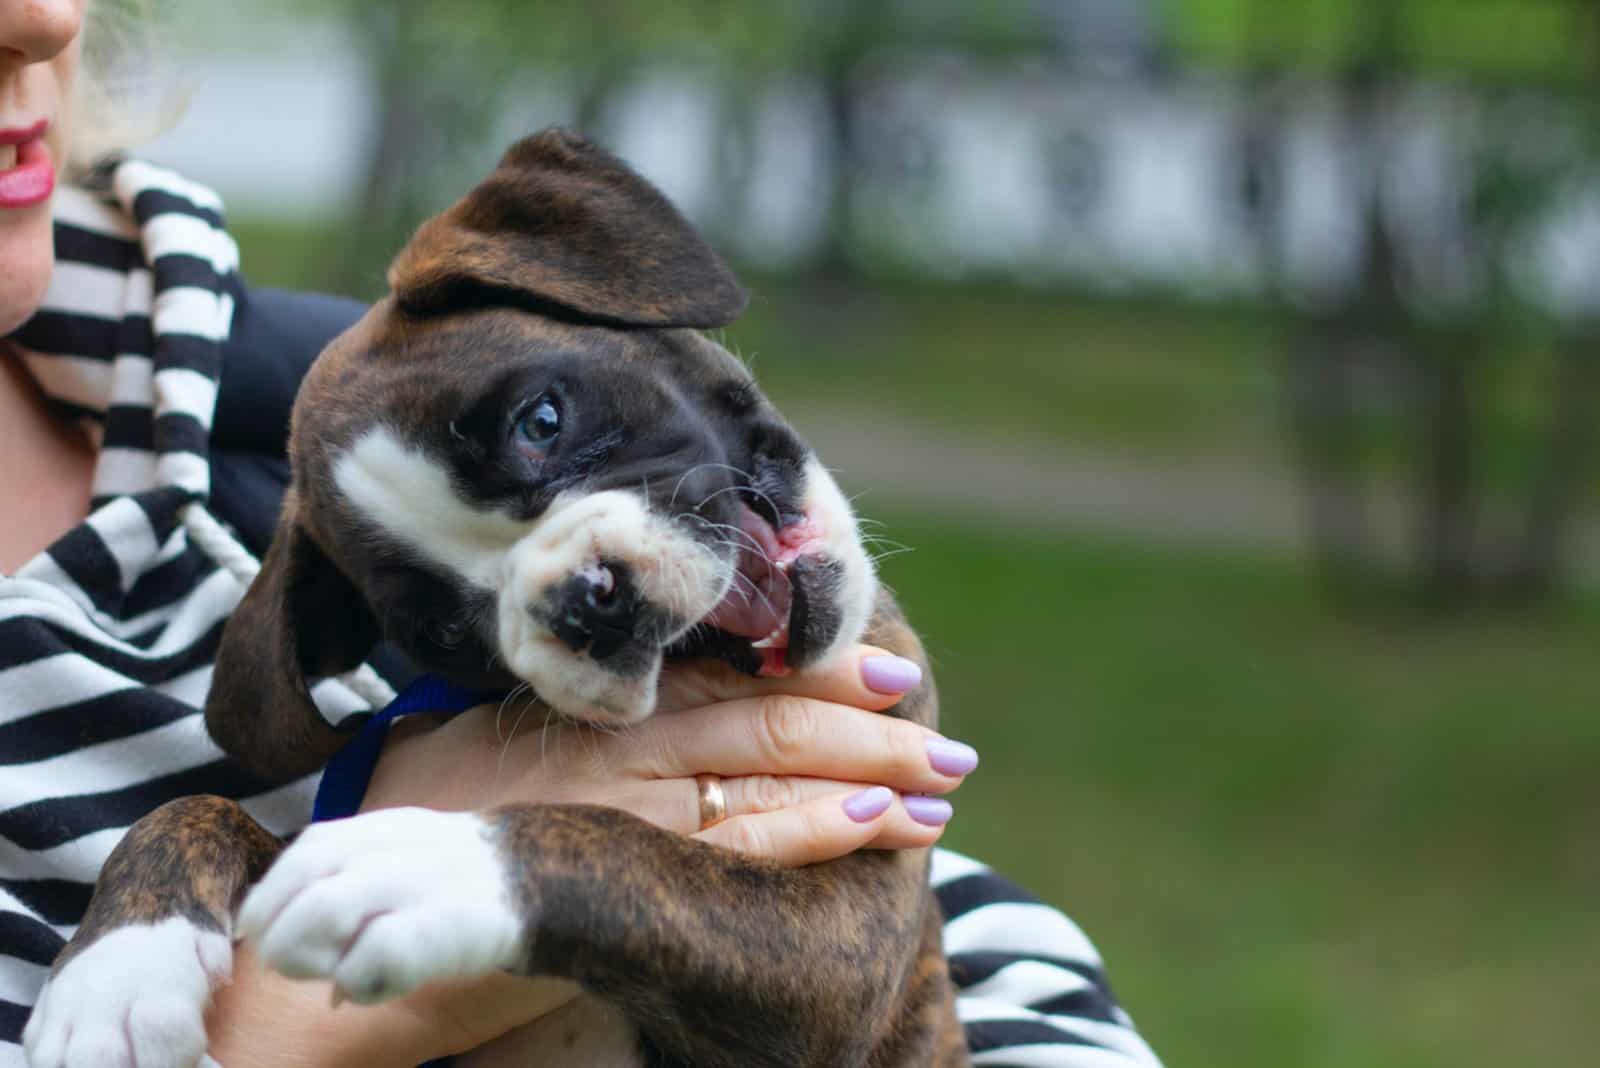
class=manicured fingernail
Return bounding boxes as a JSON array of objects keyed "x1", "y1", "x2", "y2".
[
  {"x1": 843, "y1": 786, "x2": 895, "y2": 822},
  {"x1": 903, "y1": 795, "x2": 954, "y2": 826},
  {"x1": 861, "y1": 655, "x2": 922, "y2": 694},
  {"x1": 926, "y1": 738, "x2": 979, "y2": 776}
]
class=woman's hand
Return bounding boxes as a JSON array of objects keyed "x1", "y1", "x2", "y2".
[
  {"x1": 364, "y1": 644, "x2": 978, "y2": 863},
  {"x1": 209, "y1": 645, "x2": 978, "y2": 1067}
]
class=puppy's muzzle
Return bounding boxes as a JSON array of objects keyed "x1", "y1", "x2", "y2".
[{"x1": 498, "y1": 490, "x2": 732, "y2": 723}]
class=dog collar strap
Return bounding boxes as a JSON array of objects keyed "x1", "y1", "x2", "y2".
[{"x1": 310, "y1": 674, "x2": 508, "y2": 823}]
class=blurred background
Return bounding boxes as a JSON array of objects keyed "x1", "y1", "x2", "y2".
[{"x1": 142, "y1": 2, "x2": 1600, "y2": 1065}]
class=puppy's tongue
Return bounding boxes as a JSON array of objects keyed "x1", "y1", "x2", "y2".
[
  {"x1": 701, "y1": 505, "x2": 798, "y2": 675},
  {"x1": 698, "y1": 504, "x2": 837, "y2": 676},
  {"x1": 702, "y1": 549, "x2": 793, "y2": 673}
]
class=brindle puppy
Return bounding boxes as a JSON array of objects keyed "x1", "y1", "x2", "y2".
[{"x1": 23, "y1": 129, "x2": 968, "y2": 1068}]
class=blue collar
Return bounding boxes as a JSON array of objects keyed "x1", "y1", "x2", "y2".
[{"x1": 311, "y1": 674, "x2": 510, "y2": 823}]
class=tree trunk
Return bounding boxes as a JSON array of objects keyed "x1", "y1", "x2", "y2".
[
  {"x1": 1284, "y1": 322, "x2": 1382, "y2": 604},
  {"x1": 1511, "y1": 335, "x2": 1598, "y2": 595},
  {"x1": 1416, "y1": 338, "x2": 1476, "y2": 608},
  {"x1": 339, "y1": 7, "x2": 432, "y2": 297}
]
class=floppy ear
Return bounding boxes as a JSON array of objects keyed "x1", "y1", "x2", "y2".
[
  {"x1": 389, "y1": 127, "x2": 748, "y2": 328},
  {"x1": 204, "y1": 492, "x2": 379, "y2": 784}
]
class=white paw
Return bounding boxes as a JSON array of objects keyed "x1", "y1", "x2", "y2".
[
  {"x1": 23, "y1": 918, "x2": 230, "y2": 1068},
  {"x1": 237, "y1": 807, "x2": 524, "y2": 1004}
]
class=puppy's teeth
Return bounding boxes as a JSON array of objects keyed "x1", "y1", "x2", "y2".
[{"x1": 751, "y1": 628, "x2": 785, "y2": 650}]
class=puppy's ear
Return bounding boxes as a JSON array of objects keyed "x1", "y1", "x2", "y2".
[
  {"x1": 204, "y1": 493, "x2": 379, "y2": 784},
  {"x1": 388, "y1": 128, "x2": 747, "y2": 328}
]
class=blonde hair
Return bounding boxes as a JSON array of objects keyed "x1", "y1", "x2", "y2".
[{"x1": 66, "y1": 0, "x2": 192, "y2": 174}]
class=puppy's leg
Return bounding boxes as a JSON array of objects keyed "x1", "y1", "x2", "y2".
[
  {"x1": 24, "y1": 796, "x2": 282, "y2": 1068},
  {"x1": 247, "y1": 809, "x2": 961, "y2": 1068},
  {"x1": 245, "y1": 592, "x2": 967, "y2": 1068}
]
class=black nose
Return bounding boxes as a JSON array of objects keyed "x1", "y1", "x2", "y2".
[{"x1": 548, "y1": 563, "x2": 638, "y2": 660}]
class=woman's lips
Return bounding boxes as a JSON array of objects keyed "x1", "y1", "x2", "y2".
[{"x1": 0, "y1": 122, "x2": 55, "y2": 210}]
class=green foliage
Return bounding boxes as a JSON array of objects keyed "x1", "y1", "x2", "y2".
[{"x1": 1169, "y1": 0, "x2": 1595, "y2": 82}]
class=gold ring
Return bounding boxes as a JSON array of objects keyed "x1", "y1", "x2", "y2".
[{"x1": 695, "y1": 773, "x2": 727, "y2": 831}]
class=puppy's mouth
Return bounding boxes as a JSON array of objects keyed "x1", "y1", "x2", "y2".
[
  {"x1": 674, "y1": 504, "x2": 835, "y2": 677},
  {"x1": 495, "y1": 471, "x2": 871, "y2": 724}
]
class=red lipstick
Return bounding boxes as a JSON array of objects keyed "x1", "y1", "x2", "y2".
[{"x1": 0, "y1": 120, "x2": 55, "y2": 210}]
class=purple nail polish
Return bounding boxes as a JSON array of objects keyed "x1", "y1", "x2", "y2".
[
  {"x1": 862, "y1": 655, "x2": 922, "y2": 694},
  {"x1": 926, "y1": 738, "x2": 979, "y2": 777},
  {"x1": 903, "y1": 795, "x2": 954, "y2": 826},
  {"x1": 843, "y1": 786, "x2": 894, "y2": 822}
]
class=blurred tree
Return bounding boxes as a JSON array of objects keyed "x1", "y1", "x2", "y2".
[
  {"x1": 1178, "y1": 0, "x2": 1600, "y2": 608},
  {"x1": 302, "y1": 0, "x2": 1047, "y2": 287},
  {"x1": 1508, "y1": 0, "x2": 1600, "y2": 594},
  {"x1": 772, "y1": 0, "x2": 1046, "y2": 276},
  {"x1": 278, "y1": 0, "x2": 1600, "y2": 605},
  {"x1": 296, "y1": 0, "x2": 746, "y2": 293}
]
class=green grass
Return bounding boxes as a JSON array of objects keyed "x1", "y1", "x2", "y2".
[
  {"x1": 723, "y1": 279, "x2": 1285, "y2": 459},
  {"x1": 872, "y1": 510, "x2": 1599, "y2": 1068}
]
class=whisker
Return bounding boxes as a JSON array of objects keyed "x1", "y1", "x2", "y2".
[
  {"x1": 668, "y1": 461, "x2": 757, "y2": 512},
  {"x1": 493, "y1": 692, "x2": 538, "y2": 788},
  {"x1": 694, "y1": 482, "x2": 782, "y2": 526},
  {"x1": 675, "y1": 513, "x2": 774, "y2": 570},
  {"x1": 494, "y1": 684, "x2": 531, "y2": 744}
]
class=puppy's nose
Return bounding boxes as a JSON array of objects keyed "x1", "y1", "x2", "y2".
[{"x1": 548, "y1": 563, "x2": 638, "y2": 660}]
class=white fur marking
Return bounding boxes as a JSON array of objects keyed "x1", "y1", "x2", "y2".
[
  {"x1": 797, "y1": 456, "x2": 878, "y2": 666},
  {"x1": 238, "y1": 808, "x2": 523, "y2": 1005},
  {"x1": 334, "y1": 427, "x2": 527, "y2": 586},
  {"x1": 334, "y1": 430, "x2": 736, "y2": 723},
  {"x1": 23, "y1": 917, "x2": 230, "y2": 1068},
  {"x1": 499, "y1": 490, "x2": 731, "y2": 723}
]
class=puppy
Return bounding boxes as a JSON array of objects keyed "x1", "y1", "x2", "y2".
[{"x1": 23, "y1": 130, "x2": 967, "y2": 1068}]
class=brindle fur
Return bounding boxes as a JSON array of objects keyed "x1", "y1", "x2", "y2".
[
  {"x1": 52, "y1": 129, "x2": 969, "y2": 1066},
  {"x1": 476, "y1": 594, "x2": 963, "y2": 1067},
  {"x1": 52, "y1": 796, "x2": 280, "y2": 976}
]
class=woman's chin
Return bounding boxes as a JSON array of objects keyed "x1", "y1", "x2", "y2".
[{"x1": 0, "y1": 208, "x2": 54, "y2": 337}]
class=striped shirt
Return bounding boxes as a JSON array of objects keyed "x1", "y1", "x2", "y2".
[{"x1": 0, "y1": 163, "x2": 1159, "y2": 1067}]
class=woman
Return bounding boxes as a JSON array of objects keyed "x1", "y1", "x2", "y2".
[{"x1": 0, "y1": 1, "x2": 1160, "y2": 1065}]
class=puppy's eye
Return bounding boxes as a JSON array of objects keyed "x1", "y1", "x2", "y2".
[
  {"x1": 425, "y1": 618, "x2": 470, "y2": 650},
  {"x1": 516, "y1": 394, "x2": 561, "y2": 451}
]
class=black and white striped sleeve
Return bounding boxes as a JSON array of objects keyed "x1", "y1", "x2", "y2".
[{"x1": 933, "y1": 850, "x2": 1163, "y2": 1067}]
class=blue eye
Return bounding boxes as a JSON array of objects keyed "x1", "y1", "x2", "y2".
[{"x1": 517, "y1": 394, "x2": 561, "y2": 449}]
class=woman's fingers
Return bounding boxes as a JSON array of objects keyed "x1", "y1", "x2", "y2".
[
  {"x1": 692, "y1": 787, "x2": 949, "y2": 866},
  {"x1": 634, "y1": 693, "x2": 977, "y2": 796},
  {"x1": 618, "y1": 774, "x2": 949, "y2": 840},
  {"x1": 655, "y1": 645, "x2": 923, "y2": 716}
]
